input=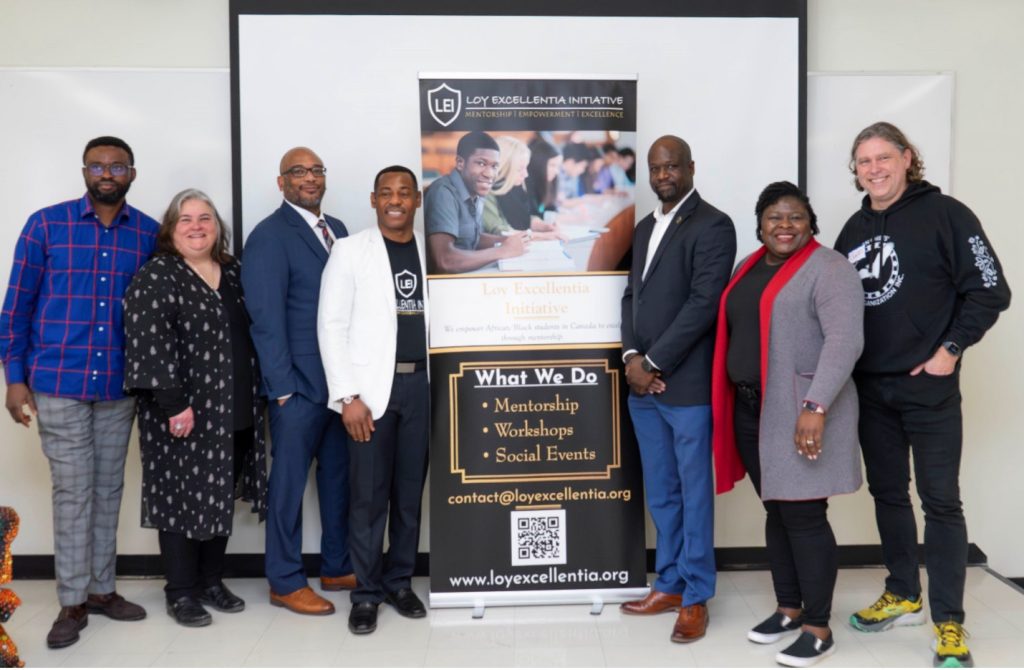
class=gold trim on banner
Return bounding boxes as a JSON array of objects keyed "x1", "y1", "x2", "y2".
[
  {"x1": 515, "y1": 505, "x2": 563, "y2": 510},
  {"x1": 449, "y1": 359, "x2": 621, "y2": 484},
  {"x1": 431, "y1": 342, "x2": 622, "y2": 354},
  {"x1": 428, "y1": 270, "x2": 628, "y2": 280}
]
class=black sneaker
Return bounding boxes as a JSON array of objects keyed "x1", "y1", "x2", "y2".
[
  {"x1": 748, "y1": 611, "x2": 804, "y2": 644},
  {"x1": 775, "y1": 631, "x2": 836, "y2": 667}
]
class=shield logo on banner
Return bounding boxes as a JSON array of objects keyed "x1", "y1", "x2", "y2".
[
  {"x1": 395, "y1": 269, "x2": 417, "y2": 298},
  {"x1": 427, "y1": 83, "x2": 462, "y2": 127}
]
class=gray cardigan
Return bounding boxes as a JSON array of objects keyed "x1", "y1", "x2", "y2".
[{"x1": 752, "y1": 246, "x2": 865, "y2": 500}]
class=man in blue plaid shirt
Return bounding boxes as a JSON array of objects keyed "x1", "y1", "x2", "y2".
[{"x1": 0, "y1": 136, "x2": 159, "y2": 649}]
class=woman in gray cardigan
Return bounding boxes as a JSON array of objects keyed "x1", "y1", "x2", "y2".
[{"x1": 710, "y1": 182, "x2": 864, "y2": 667}]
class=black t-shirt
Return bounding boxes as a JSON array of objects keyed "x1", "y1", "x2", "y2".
[
  {"x1": 725, "y1": 256, "x2": 783, "y2": 385},
  {"x1": 383, "y1": 236, "x2": 426, "y2": 363}
]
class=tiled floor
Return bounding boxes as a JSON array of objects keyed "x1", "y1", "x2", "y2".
[{"x1": 5, "y1": 567, "x2": 1024, "y2": 667}]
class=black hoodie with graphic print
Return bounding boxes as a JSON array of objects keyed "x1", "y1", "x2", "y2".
[{"x1": 834, "y1": 180, "x2": 1011, "y2": 374}]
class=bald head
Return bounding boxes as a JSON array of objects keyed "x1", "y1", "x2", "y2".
[
  {"x1": 648, "y1": 135, "x2": 695, "y2": 210},
  {"x1": 277, "y1": 146, "x2": 327, "y2": 215},
  {"x1": 279, "y1": 146, "x2": 322, "y2": 174},
  {"x1": 650, "y1": 135, "x2": 692, "y2": 163}
]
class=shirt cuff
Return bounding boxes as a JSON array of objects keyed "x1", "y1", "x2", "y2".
[
  {"x1": 645, "y1": 355, "x2": 660, "y2": 370},
  {"x1": 2, "y1": 360, "x2": 26, "y2": 386},
  {"x1": 622, "y1": 349, "x2": 639, "y2": 364}
]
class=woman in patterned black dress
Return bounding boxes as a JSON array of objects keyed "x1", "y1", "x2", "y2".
[{"x1": 124, "y1": 189, "x2": 267, "y2": 627}]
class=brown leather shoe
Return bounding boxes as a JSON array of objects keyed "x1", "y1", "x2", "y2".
[
  {"x1": 671, "y1": 603, "x2": 709, "y2": 643},
  {"x1": 320, "y1": 573, "x2": 357, "y2": 591},
  {"x1": 620, "y1": 589, "x2": 682, "y2": 615},
  {"x1": 86, "y1": 592, "x2": 147, "y2": 621},
  {"x1": 270, "y1": 586, "x2": 335, "y2": 615},
  {"x1": 46, "y1": 605, "x2": 87, "y2": 649}
]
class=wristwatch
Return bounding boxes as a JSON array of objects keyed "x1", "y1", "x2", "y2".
[
  {"x1": 802, "y1": 400, "x2": 826, "y2": 415},
  {"x1": 341, "y1": 395, "x2": 359, "y2": 405},
  {"x1": 942, "y1": 341, "x2": 962, "y2": 357},
  {"x1": 641, "y1": 357, "x2": 656, "y2": 374}
]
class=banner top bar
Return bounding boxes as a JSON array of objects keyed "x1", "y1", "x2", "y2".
[{"x1": 419, "y1": 72, "x2": 639, "y2": 81}]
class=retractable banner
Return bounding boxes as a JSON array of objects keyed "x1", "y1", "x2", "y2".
[{"x1": 420, "y1": 74, "x2": 647, "y2": 608}]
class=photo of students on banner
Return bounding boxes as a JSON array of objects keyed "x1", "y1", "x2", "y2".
[{"x1": 421, "y1": 75, "x2": 647, "y2": 609}]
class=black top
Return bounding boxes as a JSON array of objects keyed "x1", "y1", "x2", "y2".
[
  {"x1": 725, "y1": 256, "x2": 783, "y2": 385},
  {"x1": 496, "y1": 186, "x2": 532, "y2": 231},
  {"x1": 218, "y1": 276, "x2": 255, "y2": 430},
  {"x1": 834, "y1": 180, "x2": 1011, "y2": 373},
  {"x1": 383, "y1": 236, "x2": 426, "y2": 364},
  {"x1": 150, "y1": 266, "x2": 255, "y2": 431}
]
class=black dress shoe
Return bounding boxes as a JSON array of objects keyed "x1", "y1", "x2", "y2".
[
  {"x1": 166, "y1": 596, "x2": 212, "y2": 627},
  {"x1": 385, "y1": 588, "x2": 427, "y2": 618},
  {"x1": 348, "y1": 602, "x2": 378, "y2": 634},
  {"x1": 199, "y1": 583, "x2": 246, "y2": 613}
]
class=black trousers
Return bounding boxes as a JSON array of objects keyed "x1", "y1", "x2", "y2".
[
  {"x1": 348, "y1": 371, "x2": 429, "y2": 604},
  {"x1": 160, "y1": 429, "x2": 252, "y2": 601},
  {"x1": 733, "y1": 391, "x2": 837, "y2": 627},
  {"x1": 855, "y1": 371, "x2": 966, "y2": 624}
]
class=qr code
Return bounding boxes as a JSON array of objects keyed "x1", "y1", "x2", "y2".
[{"x1": 510, "y1": 509, "x2": 567, "y2": 566}]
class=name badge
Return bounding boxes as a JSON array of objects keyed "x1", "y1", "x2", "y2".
[{"x1": 847, "y1": 244, "x2": 867, "y2": 263}]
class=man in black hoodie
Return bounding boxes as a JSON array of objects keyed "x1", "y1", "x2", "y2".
[{"x1": 835, "y1": 122, "x2": 1011, "y2": 669}]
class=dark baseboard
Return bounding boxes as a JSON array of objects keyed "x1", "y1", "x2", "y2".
[
  {"x1": 1011, "y1": 577, "x2": 1024, "y2": 590},
  {"x1": 11, "y1": 544, "x2": 988, "y2": 580}
]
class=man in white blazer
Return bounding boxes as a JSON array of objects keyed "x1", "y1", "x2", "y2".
[{"x1": 318, "y1": 165, "x2": 430, "y2": 635}]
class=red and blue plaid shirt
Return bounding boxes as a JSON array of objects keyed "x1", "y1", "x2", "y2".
[{"x1": 0, "y1": 195, "x2": 159, "y2": 400}]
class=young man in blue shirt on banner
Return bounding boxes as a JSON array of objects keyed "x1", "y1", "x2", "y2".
[
  {"x1": 319, "y1": 165, "x2": 431, "y2": 635},
  {"x1": 0, "y1": 136, "x2": 158, "y2": 649}
]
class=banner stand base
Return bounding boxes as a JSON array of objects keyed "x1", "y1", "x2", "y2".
[{"x1": 430, "y1": 586, "x2": 649, "y2": 612}]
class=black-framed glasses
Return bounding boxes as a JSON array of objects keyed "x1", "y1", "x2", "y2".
[
  {"x1": 84, "y1": 162, "x2": 131, "y2": 177},
  {"x1": 282, "y1": 166, "x2": 327, "y2": 178}
]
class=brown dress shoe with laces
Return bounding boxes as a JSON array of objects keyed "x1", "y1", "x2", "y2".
[
  {"x1": 671, "y1": 603, "x2": 709, "y2": 643},
  {"x1": 86, "y1": 592, "x2": 147, "y2": 621},
  {"x1": 270, "y1": 586, "x2": 335, "y2": 615},
  {"x1": 620, "y1": 589, "x2": 682, "y2": 615},
  {"x1": 320, "y1": 573, "x2": 357, "y2": 591},
  {"x1": 46, "y1": 605, "x2": 87, "y2": 649}
]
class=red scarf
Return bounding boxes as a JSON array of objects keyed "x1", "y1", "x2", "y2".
[{"x1": 711, "y1": 238, "x2": 820, "y2": 494}]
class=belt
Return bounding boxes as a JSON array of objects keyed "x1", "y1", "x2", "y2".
[
  {"x1": 396, "y1": 360, "x2": 426, "y2": 374},
  {"x1": 734, "y1": 381, "x2": 761, "y2": 404}
]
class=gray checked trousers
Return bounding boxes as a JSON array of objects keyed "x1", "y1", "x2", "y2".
[{"x1": 35, "y1": 393, "x2": 136, "y2": 606}]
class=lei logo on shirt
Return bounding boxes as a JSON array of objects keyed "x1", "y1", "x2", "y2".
[
  {"x1": 395, "y1": 269, "x2": 417, "y2": 299},
  {"x1": 848, "y1": 235, "x2": 903, "y2": 306}
]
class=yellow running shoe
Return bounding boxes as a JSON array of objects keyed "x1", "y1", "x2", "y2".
[
  {"x1": 849, "y1": 590, "x2": 925, "y2": 632},
  {"x1": 933, "y1": 621, "x2": 973, "y2": 668}
]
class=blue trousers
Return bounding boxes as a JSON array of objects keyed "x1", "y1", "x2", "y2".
[
  {"x1": 628, "y1": 395, "x2": 716, "y2": 605},
  {"x1": 265, "y1": 394, "x2": 351, "y2": 594}
]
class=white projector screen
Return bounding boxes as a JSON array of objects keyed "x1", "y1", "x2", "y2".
[{"x1": 233, "y1": 3, "x2": 804, "y2": 259}]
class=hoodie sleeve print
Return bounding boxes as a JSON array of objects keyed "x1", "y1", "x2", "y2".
[{"x1": 943, "y1": 198, "x2": 1012, "y2": 350}]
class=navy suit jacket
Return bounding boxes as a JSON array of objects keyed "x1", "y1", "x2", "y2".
[
  {"x1": 620, "y1": 191, "x2": 736, "y2": 406},
  {"x1": 241, "y1": 202, "x2": 348, "y2": 404}
]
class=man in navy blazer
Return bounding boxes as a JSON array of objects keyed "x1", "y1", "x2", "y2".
[
  {"x1": 242, "y1": 146, "x2": 353, "y2": 616},
  {"x1": 619, "y1": 136, "x2": 737, "y2": 643}
]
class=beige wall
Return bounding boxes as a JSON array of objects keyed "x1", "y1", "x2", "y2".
[{"x1": 1, "y1": 0, "x2": 1021, "y2": 575}]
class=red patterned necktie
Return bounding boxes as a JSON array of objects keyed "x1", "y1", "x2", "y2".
[{"x1": 316, "y1": 219, "x2": 333, "y2": 252}]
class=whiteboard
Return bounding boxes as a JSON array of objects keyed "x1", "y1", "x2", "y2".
[
  {"x1": 807, "y1": 72, "x2": 954, "y2": 244},
  {"x1": 0, "y1": 68, "x2": 232, "y2": 255}
]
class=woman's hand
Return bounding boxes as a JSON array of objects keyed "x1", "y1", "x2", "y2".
[
  {"x1": 168, "y1": 407, "x2": 195, "y2": 439},
  {"x1": 794, "y1": 411, "x2": 825, "y2": 460}
]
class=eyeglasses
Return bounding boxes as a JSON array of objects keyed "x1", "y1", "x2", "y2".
[
  {"x1": 282, "y1": 166, "x2": 327, "y2": 178},
  {"x1": 84, "y1": 162, "x2": 132, "y2": 177}
]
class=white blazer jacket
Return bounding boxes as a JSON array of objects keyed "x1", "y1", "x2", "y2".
[{"x1": 318, "y1": 226, "x2": 429, "y2": 419}]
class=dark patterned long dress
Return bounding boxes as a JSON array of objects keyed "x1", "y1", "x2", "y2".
[{"x1": 124, "y1": 255, "x2": 267, "y2": 540}]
